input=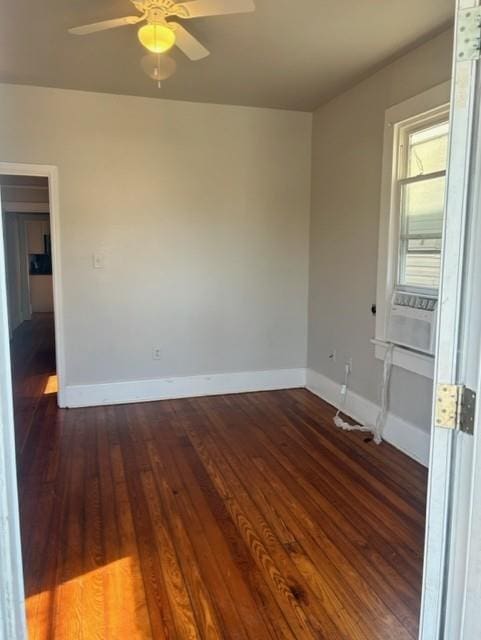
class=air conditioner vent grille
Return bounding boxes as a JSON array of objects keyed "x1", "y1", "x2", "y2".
[{"x1": 393, "y1": 292, "x2": 437, "y2": 311}]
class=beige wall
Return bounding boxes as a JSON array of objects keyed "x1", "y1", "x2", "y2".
[
  {"x1": 0, "y1": 84, "x2": 312, "y2": 386},
  {"x1": 308, "y1": 29, "x2": 453, "y2": 431}
]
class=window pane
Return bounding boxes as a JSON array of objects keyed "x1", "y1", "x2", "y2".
[
  {"x1": 407, "y1": 121, "x2": 449, "y2": 177},
  {"x1": 402, "y1": 176, "x2": 445, "y2": 237},
  {"x1": 402, "y1": 251, "x2": 441, "y2": 289}
]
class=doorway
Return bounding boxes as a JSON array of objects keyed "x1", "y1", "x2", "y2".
[
  {"x1": 1, "y1": 176, "x2": 57, "y2": 454},
  {"x1": 0, "y1": 163, "x2": 65, "y2": 638}
]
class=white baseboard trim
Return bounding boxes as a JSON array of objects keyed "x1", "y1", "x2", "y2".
[
  {"x1": 306, "y1": 368, "x2": 431, "y2": 467},
  {"x1": 63, "y1": 367, "x2": 307, "y2": 409}
]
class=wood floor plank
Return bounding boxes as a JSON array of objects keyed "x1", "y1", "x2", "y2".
[
  {"x1": 251, "y1": 392, "x2": 425, "y2": 542},
  {"x1": 278, "y1": 394, "x2": 426, "y2": 520},
  {"x1": 108, "y1": 459, "x2": 153, "y2": 638},
  {"x1": 116, "y1": 406, "x2": 175, "y2": 639},
  {"x1": 193, "y1": 396, "x2": 416, "y2": 640},
  {"x1": 234, "y1": 392, "x2": 424, "y2": 584},
  {"x1": 51, "y1": 409, "x2": 88, "y2": 640},
  {"x1": 14, "y1": 315, "x2": 427, "y2": 639},
  {"x1": 191, "y1": 407, "x2": 373, "y2": 640},
  {"x1": 23, "y1": 405, "x2": 77, "y2": 640},
  {"x1": 286, "y1": 388, "x2": 428, "y2": 485},
  {"x1": 146, "y1": 415, "x2": 267, "y2": 640},
  {"x1": 146, "y1": 439, "x2": 225, "y2": 640},
  {"x1": 182, "y1": 408, "x2": 353, "y2": 640},
  {"x1": 157, "y1": 429, "x2": 295, "y2": 640},
  {"x1": 140, "y1": 470, "x2": 201, "y2": 640}
]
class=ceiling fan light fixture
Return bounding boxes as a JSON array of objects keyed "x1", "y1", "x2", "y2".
[
  {"x1": 141, "y1": 54, "x2": 177, "y2": 81},
  {"x1": 137, "y1": 23, "x2": 176, "y2": 53}
]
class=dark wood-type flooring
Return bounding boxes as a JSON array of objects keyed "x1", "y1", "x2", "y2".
[{"x1": 12, "y1": 314, "x2": 428, "y2": 639}]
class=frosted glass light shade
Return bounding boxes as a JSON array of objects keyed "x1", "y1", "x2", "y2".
[
  {"x1": 141, "y1": 54, "x2": 177, "y2": 81},
  {"x1": 138, "y1": 24, "x2": 175, "y2": 53}
]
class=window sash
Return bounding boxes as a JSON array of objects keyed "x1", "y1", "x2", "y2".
[
  {"x1": 397, "y1": 112, "x2": 450, "y2": 181},
  {"x1": 398, "y1": 169, "x2": 446, "y2": 187},
  {"x1": 395, "y1": 156, "x2": 447, "y2": 292}
]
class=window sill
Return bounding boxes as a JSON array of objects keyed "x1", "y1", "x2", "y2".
[{"x1": 371, "y1": 338, "x2": 434, "y2": 379}]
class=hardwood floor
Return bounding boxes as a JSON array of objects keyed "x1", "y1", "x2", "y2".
[
  {"x1": 11, "y1": 313, "x2": 56, "y2": 458},
  {"x1": 13, "y1": 315, "x2": 427, "y2": 639}
]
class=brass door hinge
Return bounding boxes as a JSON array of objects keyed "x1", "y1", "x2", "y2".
[
  {"x1": 457, "y1": 7, "x2": 481, "y2": 61},
  {"x1": 435, "y1": 384, "x2": 476, "y2": 435}
]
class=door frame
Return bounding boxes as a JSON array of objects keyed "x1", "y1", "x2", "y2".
[
  {"x1": 0, "y1": 236, "x2": 26, "y2": 638},
  {"x1": 420, "y1": 0, "x2": 481, "y2": 637},
  {"x1": 0, "y1": 163, "x2": 64, "y2": 637},
  {"x1": 0, "y1": 162, "x2": 66, "y2": 405}
]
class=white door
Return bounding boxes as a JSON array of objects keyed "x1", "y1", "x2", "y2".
[{"x1": 420, "y1": 0, "x2": 481, "y2": 637}]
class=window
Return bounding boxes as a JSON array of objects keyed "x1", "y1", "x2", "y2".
[
  {"x1": 374, "y1": 82, "x2": 451, "y2": 378},
  {"x1": 397, "y1": 119, "x2": 449, "y2": 293}
]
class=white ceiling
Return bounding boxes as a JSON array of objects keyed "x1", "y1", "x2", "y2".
[{"x1": 0, "y1": 0, "x2": 454, "y2": 111}]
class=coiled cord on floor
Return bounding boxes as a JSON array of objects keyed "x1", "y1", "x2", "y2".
[{"x1": 333, "y1": 344, "x2": 394, "y2": 445}]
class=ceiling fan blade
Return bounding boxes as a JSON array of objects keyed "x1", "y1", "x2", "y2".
[
  {"x1": 172, "y1": 0, "x2": 255, "y2": 19},
  {"x1": 68, "y1": 16, "x2": 143, "y2": 36},
  {"x1": 170, "y1": 23, "x2": 210, "y2": 60}
]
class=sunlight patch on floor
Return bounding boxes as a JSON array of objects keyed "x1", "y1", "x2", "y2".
[
  {"x1": 43, "y1": 374, "x2": 58, "y2": 395},
  {"x1": 25, "y1": 556, "x2": 151, "y2": 639}
]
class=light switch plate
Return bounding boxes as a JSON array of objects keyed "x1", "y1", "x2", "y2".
[{"x1": 93, "y1": 253, "x2": 105, "y2": 269}]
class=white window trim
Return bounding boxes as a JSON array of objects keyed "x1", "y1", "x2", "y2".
[{"x1": 375, "y1": 81, "x2": 451, "y2": 379}]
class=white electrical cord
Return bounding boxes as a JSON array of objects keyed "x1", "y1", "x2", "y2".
[{"x1": 333, "y1": 344, "x2": 394, "y2": 444}]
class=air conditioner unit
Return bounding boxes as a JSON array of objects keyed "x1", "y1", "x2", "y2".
[{"x1": 387, "y1": 291, "x2": 438, "y2": 355}]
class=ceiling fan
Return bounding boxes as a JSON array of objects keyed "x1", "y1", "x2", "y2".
[{"x1": 68, "y1": 0, "x2": 256, "y2": 62}]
